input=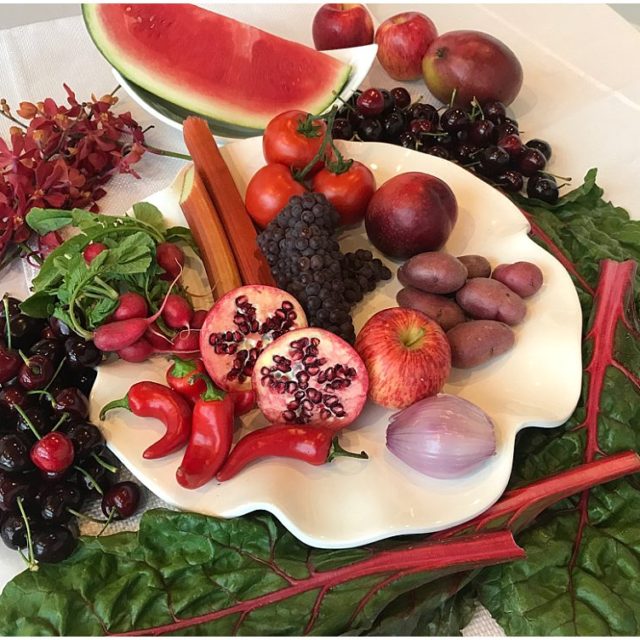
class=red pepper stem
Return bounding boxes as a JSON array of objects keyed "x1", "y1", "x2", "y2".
[
  {"x1": 197, "y1": 374, "x2": 225, "y2": 402},
  {"x1": 170, "y1": 355, "x2": 199, "y2": 379},
  {"x1": 327, "y1": 436, "x2": 368, "y2": 462},
  {"x1": 99, "y1": 396, "x2": 131, "y2": 421}
]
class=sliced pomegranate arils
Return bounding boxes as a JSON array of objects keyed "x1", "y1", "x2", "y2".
[
  {"x1": 200, "y1": 286, "x2": 307, "y2": 392},
  {"x1": 252, "y1": 327, "x2": 369, "y2": 430}
]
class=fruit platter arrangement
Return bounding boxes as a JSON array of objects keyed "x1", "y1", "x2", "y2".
[{"x1": 0, "y1": 3, "x2": 639, "y2": 636}]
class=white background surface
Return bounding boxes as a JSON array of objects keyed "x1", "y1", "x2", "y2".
[{"x1": 1, "y1": 3, "x2": 640, "y2": 635}]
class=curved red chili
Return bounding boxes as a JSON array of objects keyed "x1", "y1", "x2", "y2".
[
  {"x1": 100, "y1": 381, "x2": 192, "y2": 459},
  {"x1": 176, "y1": 376, "x2": 234, "y2": 489},
  {"x1": 216, "y1": 424, "x2": 368, "y2": 481},
  {"x1": 165, "y1": 356, "x2": 207, "y2": 404}
]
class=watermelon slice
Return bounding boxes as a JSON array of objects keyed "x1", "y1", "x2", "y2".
[{"x1": 82, "y1": 4, "x2": 352, "y2": 133}]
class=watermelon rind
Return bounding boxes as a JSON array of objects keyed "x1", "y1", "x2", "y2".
[{"x1": 82, "y1": 4, "x2": 352, "y2": 132}]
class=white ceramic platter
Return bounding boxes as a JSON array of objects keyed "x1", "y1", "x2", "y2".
[
  {"x1": 90, "y1": 140, "x2": 583, "y2": 549},
  {"x1": 112, "y1": 43, "x2": 378, "y2": 141}
]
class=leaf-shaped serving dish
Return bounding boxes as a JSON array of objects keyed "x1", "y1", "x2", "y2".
[{"x1": 90, "y1": 140, "x2": 583, "y2": 549}]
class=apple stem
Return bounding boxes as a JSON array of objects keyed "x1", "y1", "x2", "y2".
[{"x1": 405, "y1": 327, "x2": 426, "y2": 348}]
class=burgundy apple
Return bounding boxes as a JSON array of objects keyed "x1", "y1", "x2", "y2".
[
  {"x1": 312, "y1": 4, "x2": 374, "y2": 51},
  {"x1": 375, "y1": 11, "x2": 438, "y2": 81},
  {"x1": 422, "y1": 30, "x2": 523, "y2": 106},
  {"x1": 355, "y1": 307, "x2": 451, "y2": 409},
  {"x1": 364, "y1": 172, "x2": 458, "y2": 259}
]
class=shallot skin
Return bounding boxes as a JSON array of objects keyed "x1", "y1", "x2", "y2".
[{"x1": 386, "y1": 394, "x2": 497, "y2": 479}]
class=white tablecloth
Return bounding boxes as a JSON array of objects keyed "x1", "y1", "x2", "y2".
[{"x1": 2, "y1": 5, "x2": 640, "y2": 635}]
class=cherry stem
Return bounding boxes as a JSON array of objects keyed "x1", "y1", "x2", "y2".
[
  {"x1": 67, "y1": 508, "x2": 109, "y2": 524},
  {"x1": 2, "y1": 297, "x2": 12, "y2": 350},
  {"x1": 144, "y1": 144, "x2": 192, "y2": 161},
  {"x1": 91, "y1": 452, "x2": 118, "y2": 474},
  {"x1": 16, "y1": 497, "x2": 38, "y2": 572},
  {"x1": 13, "y1": 404, "x2": 41, "y2": 440},
  {"x1": 97, "y1": 507, "x2": 116, "y2": 537},
  {"x1": 45, "y1": 356, "x2": 67, "y2": 391},
  {"x1": 50, "y1": 412, "x2": 69, "y2": 433},
  {"x1": 73, "y1": 464, "x2": 104, "y2": 495},
  {"x1": 543, "y1": 171, "x2": 572, "y2": 182},
  {"x1": 449, "y1": 88, "x2": 458, "y2": 108}
]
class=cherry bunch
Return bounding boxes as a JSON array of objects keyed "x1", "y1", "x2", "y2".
[{"x1": 0, "y1": 85, "x2": 145, "y2": 271}]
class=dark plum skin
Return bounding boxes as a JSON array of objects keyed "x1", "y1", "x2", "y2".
[{"x1": 364, "y1": 172, "x2": 458, "y2": 259}]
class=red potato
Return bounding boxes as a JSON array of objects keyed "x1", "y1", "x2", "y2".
[
  {"x1": 492, "y1": 261, "x2": 543, "y2": 298},
  {"x1": 456, "y1": 277, "x2": 526, "y2": 326},
  {"x1": 457, "y1": 254, "x2": 491, "y2": 279},
  {"x1": 447, "y1": 320, "x2": 515, "y2": 368},
  {"x1": 398, "y1": 251, "x2": 468, "y2": 294},
  {"x1": 396, "y1": 287, "x2": 465, "y2": 331}
]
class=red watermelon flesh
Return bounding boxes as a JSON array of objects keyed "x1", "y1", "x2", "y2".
[{"x1": 83, "y1": 4, "x2": 352, "y2": 130}]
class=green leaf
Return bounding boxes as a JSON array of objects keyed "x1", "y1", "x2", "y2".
[
  {"x1": 132, "y1": 202, "x2": 165, "y2": 230},
  {"x1": 29, "y1": 235, "x2": 90, "y2": 293},
  {"x1": 25, "y1": 208, "x2": 76, "y2": 233},
  {"x1": 19, "y1": 291, "x2": 56, "y2": 319},
  {"x1": 164, "y1": 226, "x2": 198, "y2": 253},
  {"x1": 105, "y1": 232, "x2": 154, "y2": 275}
]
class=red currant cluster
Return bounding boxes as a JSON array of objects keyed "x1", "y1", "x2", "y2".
[{"x1": 0, "y1": 85, "x2": 145, "y2": 270}]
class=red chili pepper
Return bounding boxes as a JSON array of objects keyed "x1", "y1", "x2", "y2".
[
  {"x1": 216, "y1": 424, "x2": 368, "y2": 481},
  {"x1": 100, "y1": 381, "x2": 192, "y2": 459},
  {"x1": 165, "y1": 356, "x2": 207, "y2": 404},
  {"x1": 230, "y1": 389, "x2": 256, "y2": 417},
  {"x1": 176, "y1": 376, "x2": 234, "y2": 489}
]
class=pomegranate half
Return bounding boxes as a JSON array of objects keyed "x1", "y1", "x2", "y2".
[
  {"x1": 252, "y1": 327, "x2": 369, "y2": 430},
  {"x1": 200, "y1": 285, "x2": 307, "y2": 392}
]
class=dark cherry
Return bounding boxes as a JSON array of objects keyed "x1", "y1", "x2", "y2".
[
  {"x1": 357, "y1": 118, "x2": 383, "y2": 142},
  {"x1": 76, "y1": 457, "x2": 112, "y2": 496},
  {"x1": 356, "y1": 88, "x2": 385, "y2": 117},
  {"x1": 468, "y1": 119, "x2": 496, "y2": 146},
  {"x1": 39, "y1": 482, "x2": 83, "y2": 523},
  {"x1": 30, "y1": 432, "x2": 75, "y2": 473},
  {"x1": 0, "y1": 434, "x2": 33, "y2": 473},
  {"x1": 456, "y1": 143, "x2": 481, "y2": 165},
  {"x1": 0, "y1": 348, "x2": 21, "y2": 385},
  {"x1": 408, "y1": 118, "x2": 435, "y2": 135},
  {"x1": 482, "y1": 100, "x2": 507, "y2": 124},
  {"x1": 440, "y1": 107, "x2": 470, "y2": 134},
  {"x1": 382, "y1": 111, "x2": 406, "y2": 142},
  {"x1": 66, "y1": 367, "x2": 97, "y2": 398},
  {"x1": 0, "y1": 470, "x2": 37, "y2": 512},
  {"x1": 380, "y1": 89, "x2": 394, "y2": 114},
  {"x1": 48, "y1": 317, "x2": 72, "y2": 339},
  {"x1": 64, "y1": 337, "x2": 102, "y2": 369},
  {"x1": 495, "y1": 122, "x2": 519, "y2": 139},
  {"x1": 18, "y1": 355, "x2": 54, "y2": 390},
  {"x1": 433, "y1": 131, "x2": 455, "y2": 149},
  {"x1": 390, "y1": 86, "x2": 411, "y2": 109},
  {"x1": 518, "y1": 147, "x2": 547, "y2": 177},
  {"x1": 331, "y1": 117, "x2": 353, "y2": 140},
  {"x1": 29, "y1": 339, "x2": 64, "y2": 365},
  {"x1": 64, "y1": 422, "x2": 104, "y2": 459},
  {"x1": 0, "y1": 384, "x2": 28, "y2": 409},
  {"x1": 527, "y1": 175, "x2": 559, "y2": 204},
  {"x1": 496, "y1": 169, "x2": 525, "y2": 193},
  {"x1": 479, "y1": 145, "x2": 510, "y2": 176},
  {"x1": 40, "y1": 325, "x2": 58, "y2": 341},
  {"x1": 0, "y1": 404, "x2": 16, "y2": 434},
  {"x1": 15, "y1": 405, "x2": 52, "y2": 440},
  {"x1": 526, "y1": 138, "x2": 552, "y2": 160},
  {"x1": 426, "y1": 145, "x2": 451, "y2": 160},
  {"x1": 497, "y1": 133, "x2": 524, "y2": 160},
  {"x1": 0, "y1": 511, "x2": 36, "y2": 549},
  {"x1": 101, "y1": 481, "x2": 141, "y2": 520},
  {"x1": 410, "y1": 103, "x2": 439, "y2": 125},
  {"x1": 53, "y1": 387, "x2": 89, "y2": 421},
  {"x1": 33, "y1": 526, "x2": 77, "y2": 563},
  {"x1": 7, "y1": 315, "x2": 43, "y2": 351},
  {"x1": 398, "y1": 131, "x2": 418, "y2": 149},
  {"x1": 0, "y1": 298, "x2": 21, "y2": 323},
  {"x1": 504, "y1": 116, "x2": 519, "y2": 128}
]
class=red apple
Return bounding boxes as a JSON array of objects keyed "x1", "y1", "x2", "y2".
[
  {"x1": 422, "y1": 30, "x2": 523, "y2": 106},
  {"x1": 365, "y1": 172, "x2": 458, "y2": 259},
  {"x1": 355, "y1": 307, "x2": 451, "y2": 409},
  {"x1": 312, "y1": 4, "x2": 374, "y2": 51},
  {"x1": 374, "y1": 11, "x2": 438, "y2": 81}
]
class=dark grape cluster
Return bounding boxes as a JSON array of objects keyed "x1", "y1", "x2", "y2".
[
  {"x1": 334, "y1": 87, "x2": 560, "y2": 204},
  {"x1": 0, "y1": 297, "x2": 141, "y2": 566},
  {"x1": 257, "y1": 193, "x2": 392, "y2": 343}
]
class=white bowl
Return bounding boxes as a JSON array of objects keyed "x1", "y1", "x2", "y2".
[
  {"x1": 112, "y1": 43, "x2": 377, "y2": 142},
  {"x1": 91, "y1": 140, "x2": 582, "y2": 549}
]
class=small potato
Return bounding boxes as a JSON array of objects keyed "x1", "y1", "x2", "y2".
[
  {"x1": 397, "y1": 287, "x2": 466, "y2": 331},
  {"x1": 457, "y1": 254, "x2": 492, "y2": 279},
  {"x1": 456, "y1": 277, "x2": 526, "y2": 326},
  {"x1": 398, "y1": 251, "x2": 468, "y2": 294},
  {"x1": 492, "y1": 261, "x2": 543, "y2": 298},
  {"x1": 447, "y1": 320, "x2": 515, "y2": 368}
]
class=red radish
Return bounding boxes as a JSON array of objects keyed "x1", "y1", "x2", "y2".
[
  {"x1": 157, "y1": 242, "x2": 185, "y2": 280},
  {"x1": 83, "y1": 242, "x2": 108, "y2": 263},
  {"x1": 117, "y1": 338, "x2": 155, "y2": 363},
  {"x1": 145, "y1": 323, "x2": 174, "y2": 350},
  {"x1": 171, "y1": 329, "x2": 200, "y2": 353},
  {"x1": 161, "y1": 294, "x2": 194, "y2": 329},
  {"x1": 112, "y1": 292, "x2": 148, "y2": 321},
  {"x1": 191, "y1": 309, "x2": 207, "y2": 329}
]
